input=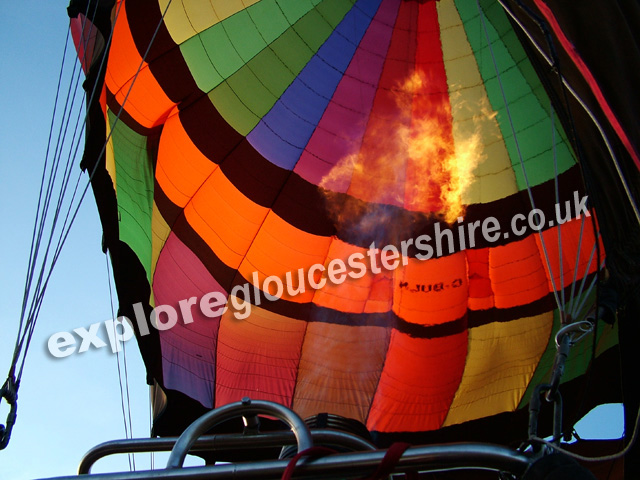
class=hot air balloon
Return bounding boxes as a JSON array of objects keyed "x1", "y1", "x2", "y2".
[{"x1": 11, "y1": 0, "x2": 635, "y2": 477}]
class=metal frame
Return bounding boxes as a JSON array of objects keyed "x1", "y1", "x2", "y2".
[
  {"x1": 78, "y1": 430, "x2": 377, "y2": 475},
  {"x1": 34, "y1": 398, "x2": 535, "y2": 479},
  {"x1": 46, "y1": 443, "x2": 532, "y2": 479}
]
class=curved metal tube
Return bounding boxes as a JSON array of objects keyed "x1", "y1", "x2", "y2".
[
  {"x1": 554, "y1": 320, "x2": 593, "y2": 348},
  {"x1": 78, "y1": 429, "x2": 375, "y2": 474},
  {"x1": 166, "y1": 398, "x2": 313, "y2": 469}
]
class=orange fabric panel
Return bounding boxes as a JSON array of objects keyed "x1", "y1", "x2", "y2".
[
  {"x1": 293, "y1": 323, "x2": 391, "y2": 423},
  {"x1": 215, "y1": 305, "x2": 306, "y2": 408},
  {"x1": 364, "y1": 272, "x2": 395, "y2": 313},
  {"x1": 156, "y1": 113, "x2": 216, "y2": 208},
  {"x1": 313, "y1": 239, "x2": 394, "y2": 314},
  {"x1": 467, "y1": 248, "x2": 494, "y2": 310},
  {"x1": 238, "y1": 212, "x2": 332, "y2": 303},
  {"x1": 106, "y1": 4, "x2": 174, "y2": 127},
  {"x1": 534, "y1": 216, "x2": 602, "y2": 291},
  {"x1": 489, "y1": 235, "x2": 549, "y2": 308},
  {"x1": 393, "y1": 252, "x2": 468, "y2": 325},
  {"x1": 184, "y1": 168, "x2": 269, "y2": 270},
  {"x1": 367, "y1": 329, "x2": 467, "y2": 432}
]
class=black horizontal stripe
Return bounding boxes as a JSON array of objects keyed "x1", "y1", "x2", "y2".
[
  {"x1": 105, "y1": 89, "x2": 161, "y2": 138},
  {"x1": 156, "y1": 159, "x2": 593, "y2": 257},
  {"x1": 160, "y1": 208, "x2": 595, "y2": 340},
  {"x1": 154, "y1": 177, "x2": 182, "y2": 226},
  {"x1": 126, "y1": 0, "x2": 200, "y2": 105}
]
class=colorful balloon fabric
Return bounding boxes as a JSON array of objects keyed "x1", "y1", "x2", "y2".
[{"x1": 74, "y1": 0, "x2": 618, "y2": 439}]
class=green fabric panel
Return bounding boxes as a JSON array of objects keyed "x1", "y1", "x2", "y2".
[
  {"x1": 517, "y1": 309, "x2": 560, "y2": 410},
  {"x1": 108, "y1": 110, "x2": 154, "y2": 283},
  {"x1": 178, "y1": 0, "x2": 319, "y2": 93},
  {"x1": 563, "y1": 317, "x2": 618, "y2": 383},
  {"x1": 279, "y1": 0, "x2": 324, "y2": 24},
  {"x1": 296, "y1": 0, "x2": 349, "y2": 51},
  {"x1": 207, "y1": 70, "x2": 274, "y2": 135},
  {"x1": 209, "y1": 0, "x2": 352, "y2": 135},
  {"x1": 180, "y1": 23, "x2": 247, "y2": 93},
  {"x1": 455, "y1": 0, "x2": 576, "y2": 190},
  {"x1": 249, "y1": 0, "x2": 294, "y2": 45},
  {"x1": 251, "y1": 42, "x2": 299, "y2": 94},
  {"x1": 225, "y1": 11, "x2": 272, "y2": 62}
]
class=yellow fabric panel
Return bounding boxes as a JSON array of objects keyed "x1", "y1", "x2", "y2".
[
  {"x1": 104, "y1": 120, "x2": 117, "y2": 194},
  {"x1": 106, "y1": 5, "x2": 175, "y2": 127},
  {"x1": 150, "y1": 201, "x2": 172, "y2": 307},
  {"x1": 156, "y1": 112, "x2": 216, "y2": 207},
  {"x1": 102, "y1": 92, "x2": 117, "y2": 191},
  {"x1": 437, "y1": 0, "x2": 518, "y2": 205},
  {"x1": 442, "y1": 312, "x2": 552, "y2": 426},
  {"x1": 184, "y1": 168, "x2": 269, "y2": 270},
  {"x1": 159, "y1": 0, "x2": 261, "y2": 45},
  {"x1": 293, "y1": 322, "x2": 390, "y2": 423}
]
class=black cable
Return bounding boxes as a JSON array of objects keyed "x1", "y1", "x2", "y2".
[{"x1": 106, "y1": 252, "x2": 135, "y2": 471}]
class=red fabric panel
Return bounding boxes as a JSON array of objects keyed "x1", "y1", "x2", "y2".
[{"x1": 367, "y1": 329, "x2": 468, "y2": 432}]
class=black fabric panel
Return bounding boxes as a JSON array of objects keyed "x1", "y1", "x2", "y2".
[
  {"x1": 111, "y1": 241, "x2": 163, "y2": 386},
  {"x1": 126, "y1": 0, "x2": 201, "y2": 105},
  {"x1": 274, "y1": 175, "x2": 337, "y2": 237},
  {"x1": 504, "y1": 0, "x2": 640, "y2": 288},
  {"x1": 617, "y1": 292, "x2": 640, "y2": 479},
  {"x1": 220, "y1": 140, "x2": 292, "y2": 209},
  {"x1": 105, "y1": 90, "x2": 159, "y2": 138},
  {"x1": 71, "y1": 0, "x2": 166, "y2": 420},
  {"x1": 177, "y1": 110, "x2": 591, "y2": 242},
  {"x1": 503, "y1": 4, "x2": 640, "y2": 477},
  {"x1": 154, "y1": 177, "x2": 182, "y2": 226},
  {"x1": 179, "y1": 93, "x2": 245, "y2": 166}
]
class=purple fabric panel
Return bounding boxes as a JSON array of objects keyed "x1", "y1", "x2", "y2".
[
  {"x1": 246, "y1": 0, "x2": 381, "y2": 170},
  {"x1": 294, "y1": 0, "x2": 400, "y2": 189},
  {"x1": 153, "y1": 232, "x2": 227, "y2": 408}
]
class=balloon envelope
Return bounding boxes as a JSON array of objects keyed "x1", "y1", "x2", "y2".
[{"x1": 74, "y1": 0, "x2": 620, "y2": 442}]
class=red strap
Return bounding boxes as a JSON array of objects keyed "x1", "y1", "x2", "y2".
[
  {"x1": 532, "y1": 0, "x2": 640, "y2": 170},
  {"x1": 361, "y1": 442, "x2": 418, "y2": 480},
  {"x1": 281, "y1": 446, "x2": 336, "y2": 480}
]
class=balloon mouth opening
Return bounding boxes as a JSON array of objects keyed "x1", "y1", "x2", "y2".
[{"x1": 279, "y1": 413, "x2": 374, "y2": 459}]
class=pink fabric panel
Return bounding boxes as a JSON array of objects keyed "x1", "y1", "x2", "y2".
[
  {"x1": 153, "y1": 232, "x2": 226, "y2": 408},
  {"x1": 294, "y1": 0, "x2": 400, "y2": 188}
]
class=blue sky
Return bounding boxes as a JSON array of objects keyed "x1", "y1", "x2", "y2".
[
  {"x1": 0, "y1": 2, "x2": 159, "y2": 478},
  {"x1": 0, "y1": 2, "x2": 623, "y2": 479}
]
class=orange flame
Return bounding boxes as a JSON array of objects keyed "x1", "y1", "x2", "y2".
[{"x1": 321, "y1": 70, "x2": 487, "y2": 225}]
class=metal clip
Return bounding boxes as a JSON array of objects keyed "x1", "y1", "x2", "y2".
[
  {"x1": 0, "y1": 376, "x2": 19, "y2": 450},
  {"x1": 528, "y1": 384, "x2": 563, "y2": 448}
]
